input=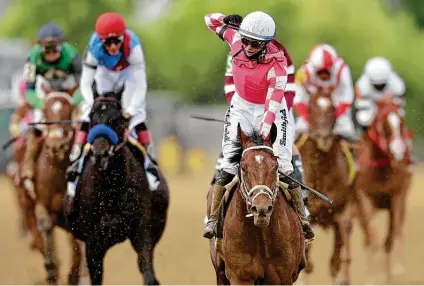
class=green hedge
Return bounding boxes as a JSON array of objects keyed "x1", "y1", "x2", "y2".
[{"x1": 0, "y1": 0, "x2": 133, "y2": 51}]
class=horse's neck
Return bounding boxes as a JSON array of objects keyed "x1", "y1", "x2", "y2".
[{"x1": 362, "y1": 130, "x2": 389, "y2": 159}]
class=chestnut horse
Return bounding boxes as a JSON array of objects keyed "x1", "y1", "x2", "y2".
[
  {"x1": 207, "y1": 123, "x2": 305, "y2": 285},
  {"x1": 22, "y1": 84, "x2": 89, "y2": 284},
  {"x1": 354, "y1": 101, "x2": 412, "y2": 283},
  {"x1": 295, "y1": 91, "x2": 355, "y2": 284}
]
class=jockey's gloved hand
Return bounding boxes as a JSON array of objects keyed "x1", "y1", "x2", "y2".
[
  {"x1": 122, "y1": 112, "x2": 131, "y2": 129},
  {"x1": 223, "y1": 14, "x2": 243, "y2": 28}
]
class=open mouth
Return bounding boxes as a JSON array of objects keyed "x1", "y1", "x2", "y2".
[{"x1": 253, "y1": 215, "x2": 270, "y2": 227}]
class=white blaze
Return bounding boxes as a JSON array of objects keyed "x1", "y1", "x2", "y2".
[{"x1": 387, "y1": 112, "x2": 405, "y2": 161}]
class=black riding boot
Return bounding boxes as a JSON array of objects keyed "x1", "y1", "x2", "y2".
[{"x1": 203, "y1": 170, "x2": 234, "y2": 239}]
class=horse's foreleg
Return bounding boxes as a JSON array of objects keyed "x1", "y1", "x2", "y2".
[
  {"x1": 86, "y1": 241, "x2": 106, "y2": 285},
  {"x1": 68, "y1": 236, "x2": 90, "y2": 285},
  {"x1": 130, "y1": 231, "x2": 160, "y2": 285},
  {"x1": 297, "y1": 240, "x2": 312, "y2": 285},
  {"x1": 35, "y1": 204, "x2": 59, "y2": 284},
  {"x1": 385, "y1": 192, "x2": 407, "y2": 282},
  {"x1": 355, "y1": 191, "x2": 378, "y2": 250},
  {"x1": 333, "y1": 203, "x2": 353, "y2": 285}
]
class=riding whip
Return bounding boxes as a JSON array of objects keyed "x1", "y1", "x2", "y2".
[
  {"x1": 191, "y1": 115, "x2": 333, "y2": 204},
  {"x1": 190, "y1": 115, "x2": 225, "y2": 123},
  {"x1": 28, "y1": 120, "x2": 83, "y2": 125},
  {"x1": 280, "y1": 172, "x2": 333, "y2": 204}
]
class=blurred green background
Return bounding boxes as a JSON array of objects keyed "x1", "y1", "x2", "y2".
[{"x1": 1, "y1": 0, "x2": 423, "y2": 134}]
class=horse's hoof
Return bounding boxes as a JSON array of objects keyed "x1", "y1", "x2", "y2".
[
  {"x1": 335, "y1": 277, "x2": 349, "y2": 285},
  {"x1": 78, "y1": 276, "x2": 91, "y2": 285},
  {"x1": 46, "y1": 277, "x2": 58, "y2": 285}
]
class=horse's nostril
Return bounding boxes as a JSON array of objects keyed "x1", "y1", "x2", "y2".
[
  {"x1": 251, "y1": 206, "x2": 258, "y2": 213},
  {"x1": 267, "y1": 206, "x2": 273, "y2": 213}
]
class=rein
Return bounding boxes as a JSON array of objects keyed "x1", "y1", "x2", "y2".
[{"x1": 239, "y1": 145, "x2": 278, "y2": 208}]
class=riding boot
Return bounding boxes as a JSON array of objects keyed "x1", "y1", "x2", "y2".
[
  {"x1": 280, "y1": 171, "x2": 315, "y2": 242},
  {"x1": 290, "y1": 185, "x2": 315, "y2": 242},
  {"x1": 66, "y1": 129, "x2": 88, "y2": 182},
  {"x1": 21, "y1": 128, "x2": 41, "y2": 180},
  {"x1": 210, "y1": 152, "x2": 224, "y2": 185},
  {"x1": 135, "y1": 125, "x2": 160, "y2": 191},
  {"x1": 203, "y1": 184, "x2": 226, "y2": 239},
  {"x1": 203, "y1": 170, "x2": 234, "y2": 239},
  {"x1": 65, "y1": 128, "x2": 88, "y2": 216},
  {"x1": 143, "y1": 146, "x2": 160, "y2": 191},
  {"x1": 292, "y1": 154, "x2": 310, "y2": 216}
]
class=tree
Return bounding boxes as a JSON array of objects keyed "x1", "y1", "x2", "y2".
[{"x1": 0, "y1": 0, "x2": 133, "y2": 52}]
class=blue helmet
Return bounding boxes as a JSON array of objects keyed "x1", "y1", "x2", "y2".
[{"x1": 37, "y1": 23, "x2": 65, "y2": 44}]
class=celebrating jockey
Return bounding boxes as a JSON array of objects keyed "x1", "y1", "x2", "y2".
[
  {"x1": 204, "y1": 11, "x2": 314, "y2": 241},
  {"x1": 220, "y1": 52, "x2": 310, "y2": 213},
  {"x1": 294, "y1": 44, "x2": 357, "y2": 142},
  {"x1": 8, "y1": 23, "x2": 82, "y2": 182},
  {"x1": 354, "y1": 57, "x2": 405, "y2": 129},
  {"x1": 66, "y1": 12, "x2": 160, "y2": 200}
]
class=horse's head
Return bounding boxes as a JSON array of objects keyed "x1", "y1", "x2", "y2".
[
  {"x1": 43, "y1": 91, "x2": 75, "y2": 161},
  {"x1": 308, "y1": 90, "x2": 336, "y2": 151},
  {"x1": 234, "y1": 123, "x2": 279, "y2": 227},
  {"x1": 88, "y1": 94, "x2": 126, "y2": 171},
  {"x1": 369, "y1": 101, "x2": 409, "y2": 166}
]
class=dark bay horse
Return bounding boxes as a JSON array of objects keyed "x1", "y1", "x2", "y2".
[
  {"x1": 207, "y1": 123, "x2": 305, "y2": 285},
  {"x1": 22, "y1": 87, "x2": 89, "y2": 284},
  {"x1": 66, "y1": 95, "x2": 169, "y2": 285},
  {"x1": 295, "y1": 91, "x2": 355, "y2": 284},
  {"x1": 354, "y1": 101, "x2": 412, "y2": 283}
]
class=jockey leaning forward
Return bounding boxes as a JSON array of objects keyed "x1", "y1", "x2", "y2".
[
  {"x1": 65, "y1": 12, "x2": 160, "y2": 209},
  {"x1": 9, "y1": 23, "x2": 82, "y2": 183}
]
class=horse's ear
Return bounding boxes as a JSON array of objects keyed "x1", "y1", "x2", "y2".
[
  {"x1": 269, "y1": 123, "x2": 278, "y2": 145},
  {"x1": 238, "y1": 123, "x2": 249, "y2": 147}
]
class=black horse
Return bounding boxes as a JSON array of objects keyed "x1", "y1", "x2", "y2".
[{"x1": 65, "y1": 95, "x2": 169, "y2": 285}]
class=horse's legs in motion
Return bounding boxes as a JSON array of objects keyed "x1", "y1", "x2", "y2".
[
  {"x1": 296, "y1": 240, "x2": 313, "y2": 285},
  {"x1": 385, "y1": 192, "x2": 407, "y2": 282},
  {"x1": 68, "y1": 236, "x2": 90, "y2": 285},
  {"x1": 332, "y1": 203, "x2": 353, "y2": 285},
  {"x1": 35, "y1": 204, "x2": 59, "y2": 284},
  {"x1": 86, "y1": 241, "x2": 107, "y2": 285},
  {"x1": 355, "y1": 189, "x2": 378, "y2": 281},
  {"x1": 130, "y1": 231, "x2": 160, "y2": 285}
]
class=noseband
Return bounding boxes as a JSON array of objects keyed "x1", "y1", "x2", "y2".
[{"x1": 239, "y1": 145, "x2": 279, "y2": 208}]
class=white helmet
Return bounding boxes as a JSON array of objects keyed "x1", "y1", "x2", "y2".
[
  {"x1": 365, "y1": 57, "x2": 392, "y2": 85},
  {"x1": 239, "y1": 11, "x2": 276, "y2": 41},
  {"x1": 308, "y1": 44, "x2": 338, "y2": 72}
]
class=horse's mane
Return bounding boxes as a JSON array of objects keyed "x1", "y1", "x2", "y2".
[{"x1": 228, "y1": 130, "x2": 266, "y2": 164}]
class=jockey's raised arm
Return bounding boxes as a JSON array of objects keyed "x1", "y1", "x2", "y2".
[
  {"x1": 204, "y1": 13, "x2": 238, "y2": 44},
  {"x1": 203, "y1": 11, "x2": 314, "y2": 242}
]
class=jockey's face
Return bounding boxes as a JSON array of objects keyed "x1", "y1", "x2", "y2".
[
  {"x1": 103, "y1": 36, "x2": 123, "y2": 56},
  {"x1": 241, "y1": 37, "x2": 266, "y2": 58},
  {"x1": 372, "y1": 83, "x2": 387, "y2": 91},
  {"x1": 317, "y1": 69, "x2": 331, "y2": 81},
  {"x1": 41, "y1": 44, "x2": 61, "y2": 63}
]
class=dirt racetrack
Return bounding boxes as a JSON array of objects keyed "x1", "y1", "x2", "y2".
[{"x1": 0, "y1": 164, "x2": 423, "y2": 285}]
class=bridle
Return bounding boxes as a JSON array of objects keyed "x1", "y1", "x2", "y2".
[{"x1": 239, "y1": 145, "x2": 279, "y2": 209}]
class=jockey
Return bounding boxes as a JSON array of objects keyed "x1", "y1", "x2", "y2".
[
  {"x1": 220, "y1": 52, "x2": 310, "y2": 213},
  {"x1": 294, "y1": 44, "x2": 357, "y2": 142},
  {"x1": 66, "y1": 12, "x2": 160, "y2": 196},
  {"x1": 204, "y1": 11, "x2": 314, "y2": 241},
  {"x1": 8, "y1": 23, "x2": 82, "y2": 182},
  {"x1": 354, "y1": 57, "x2": 405, "y2": 129}
]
